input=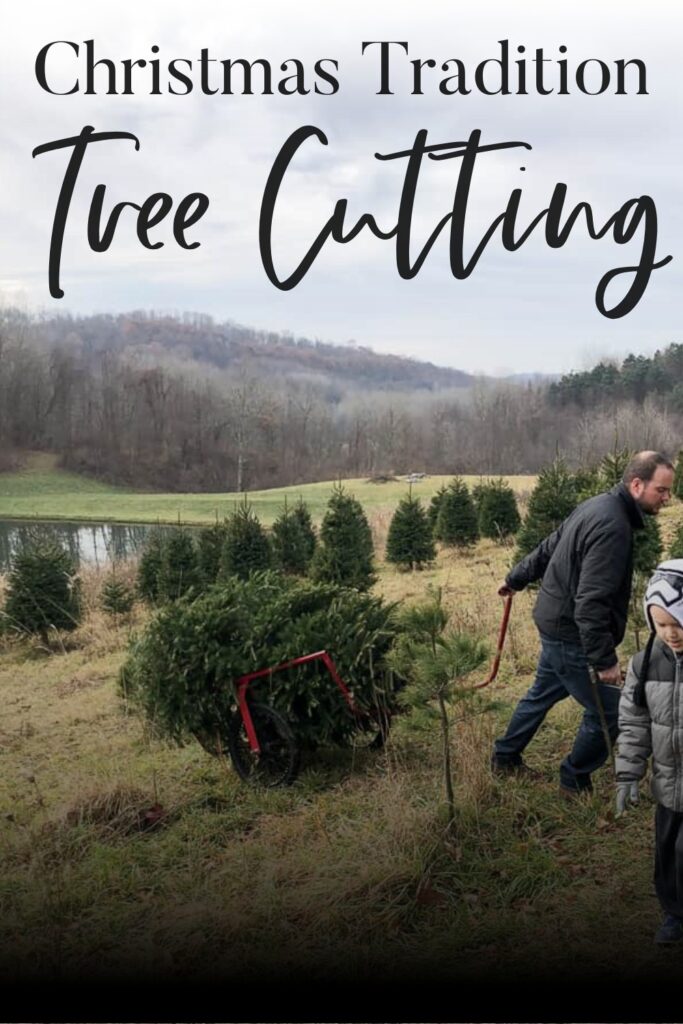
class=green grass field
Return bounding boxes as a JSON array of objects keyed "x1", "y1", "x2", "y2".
[
  {"x1": 1, "y1": 498, "x2": 680, "y2": 991},
  {"x1": 0, "y1": 455, "x2": 537, "y2": 525}
]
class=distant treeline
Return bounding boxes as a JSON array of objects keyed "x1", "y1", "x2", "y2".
[
  {"x1": 549, "y1": 346, "x2": 683, "y2": 410},
  {"x1": 0, "y1": 309, "x2": 680, "y2": 491}
]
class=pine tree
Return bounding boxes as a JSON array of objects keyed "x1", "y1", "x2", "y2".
[
  {"x1": 137, "y1": 527, "x2": 165, "y2": 604},
  {"x1": 435, "y1": 478, "x2": 479, "y2": 547},
  {"x1": 101, "y1": 574, "x2": 135, "y2": 616},
  {"x1": 573, "y1": 448, "x2": 633, "y2": 503},
  {"x1": 292, "y1": 498, "x2": 317, "y2": 566},
  {"x1": 669, "y1": 520, "x2": 683, "y2": 560},
  {"x1": 471, "y1": 480, "x2": 487, "y2": 517},
  {"x1": 4, "y1": 535, "x2": 82, "y2": 640},
  {"x1": 599, "y1": 447, "x2": 633, "y2": 488},
  {"x1": 272, "y1": 502, "x2": 309, "y2": 575},
  {"x1": 197, "y1": 521, "x2": 228, "y2": 586},
  {"x1": 573, "y1": 465, "x2": 601, "y2": 502},
  {"x1": 387, "y1": 588, "x2": 487, "y2": 826},
  {"x1": 220, "y1": 500, "x2": 271, "y2": 580},
  {"x1": 630, "y1": 519, "x2": 665, "y2": 648},
  {"x1": 427, "y1": 485, "x2": 448, "y2": 533},
  {"x1": 633, "y1": 516, "x2": 663, "y2": 575},
  {"x1": 311, "y1": 484, "x2": 376, "y2": 590},
  {"x1": 674, "y1": 450, "x2": 683, "y2": 500},
  {"x1": 515, "y1": 459, "x2": 577, "y2": 559},
  {"x1": 477, "y1": 479, "x2": 521, "y2": 540},
  {"x1": 158, "y1": 527, "x2": 199, "y2": 601},
  {"x1": 385, "y1": 493, "x2": 436, "y2": 570}
]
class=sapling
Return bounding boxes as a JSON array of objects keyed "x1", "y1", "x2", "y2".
[{"x1": 387, "y1": 589, "x2": 488, "y2": 827}]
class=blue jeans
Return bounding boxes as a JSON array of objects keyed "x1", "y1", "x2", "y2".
[{"x1": 493, "y1": 633, "x2": 620, "y2": 790}]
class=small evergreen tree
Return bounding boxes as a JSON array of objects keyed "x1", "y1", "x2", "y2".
[
  {"x1": 471, "y1": 480, "x2": 486, "y2": 515},
  {"x1": 427, "y1": 485, "x2": 448, "y2": 533},
  {"x1": 573, "y1": 448, "x2": 633, "y2": 503},
  {"x1": 387, "y1": 589, "x2": 488, "y2": 827},
  {"x1": 599, "y1": 446, "x2": 633, "y2": 488},
  {"x1": 435, "y1": 478, "x2": 479, "y2": 547},
  {"x1": 292, "y1": 498, "x2": 317, "y2": 566},
  {"x1": 4, "y1": 535, "x2": 82, "y2": 640},
  {"x1": 137, "y1": 527, "x2": 165, "y2": 604},
  {"x1": 272, "y1": 502, "x2": 309, "y2": 575},
  {"x1": 385, "y1": 492, "x2": 436, "y2": 570},
  {"x1": 669, "y1": 520, "x2": 683, "y2": 560},
  {"x1": 158, "y1": 527, "x2": 199, "y2": 601},
  {"x1": 627, "y1": 517, "x2": 664, "y2": 650},
  {"x1": 197, "y1": 521, "x2": 228, "y2": 586},
  {"x1": 572, "y1": 465, "x2": 601, "y2": 502},
  {"x1": 220, "y1": 500, "x2": 271, "y2": 580},
  {"x1": 633, "y1": 516, "x2": 663, "y2": 575},
  {"x1": 311, "y1": 484, "x2": 375, "y2": 590},
  {"x1": 673, "y1": 450, "x2": 683, "y2": 500},
  {"x1": 515, "y1": 459, "x2": 577, "y2": 559},
  {"x1": 477, "y1": 479, "x2": 521, "y2": 540},
  {"x1": 101, "y1": 574, "x2": 135, "y2": 616}
]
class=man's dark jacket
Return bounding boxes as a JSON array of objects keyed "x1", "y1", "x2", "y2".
[{"x1": 506, "y1": 483, "x2": 645, "y2": 670}]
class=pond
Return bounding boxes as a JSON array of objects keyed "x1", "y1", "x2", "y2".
[{"x1": 0, "y1": 519, "x2": 185, "y2": 572}]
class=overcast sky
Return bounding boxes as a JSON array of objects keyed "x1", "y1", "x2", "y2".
[{"x1": 1, "y1": 0, "x2": 680, "y2": 374}]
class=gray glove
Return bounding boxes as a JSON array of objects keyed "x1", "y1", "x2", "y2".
[{"x1": 616, "y1": 780, "x2": 640, "y2": 816}]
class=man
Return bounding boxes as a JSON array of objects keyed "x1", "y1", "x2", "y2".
[{"x1": 492, "y1": 450, "x2": 674, "y2": 796}]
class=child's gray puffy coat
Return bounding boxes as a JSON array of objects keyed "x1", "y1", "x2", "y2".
[{"x1": 616, "y1": 637, "x2": 683, "y2": 811}]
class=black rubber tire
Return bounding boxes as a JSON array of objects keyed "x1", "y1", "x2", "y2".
[
  {"x1": 227, "y1": 702, "x2": 300, "y2": 787},
  {"x1": 351, "y1": 706, "x2": 392, "y2": 751}
]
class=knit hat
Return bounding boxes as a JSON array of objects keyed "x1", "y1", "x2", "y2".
[
  {"x1": 643, "y1": 559, "x2": 683, "y2": 630},
  {"x1": 634, "y1": 560, "x2": 683, "y2": 707}
]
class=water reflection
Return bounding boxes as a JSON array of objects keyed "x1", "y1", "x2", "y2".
[{"x1": 0, "y1": 520, "x2": 183, "y2": 572}]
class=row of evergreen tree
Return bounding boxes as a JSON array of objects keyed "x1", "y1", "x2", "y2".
[
  {"x1": 386, "y1": 478, "x2": 521, "y2": 571},
  {"x1": 136, "y1": 478, "x2": 524, "y2": 594},
  {"x1": 5, "y1": 451, "x2": 683, "y2": 640},
  {"x1": 136, "y1": 488, "x2": 380, "y2": 598}
]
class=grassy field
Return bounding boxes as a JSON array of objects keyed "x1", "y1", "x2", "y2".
[
  {"x1": 2, "y1": 498, "x2": 682, "y2": 998},
  {"x1": 0, "y1": 454, "x2": 537, "y2": 525}
]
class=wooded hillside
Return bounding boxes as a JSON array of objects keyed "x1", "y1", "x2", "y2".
[{"x1": 0, "y1": 308, "x2": 679, "y2": 491}]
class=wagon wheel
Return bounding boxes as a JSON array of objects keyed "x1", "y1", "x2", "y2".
[{"x1": 227, "y1": 702, "x2": 300, "y2": 787}]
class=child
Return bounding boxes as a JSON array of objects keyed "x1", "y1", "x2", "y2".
[{"x1": 616, "y1": 558, "x2": 683, "y2": 944}]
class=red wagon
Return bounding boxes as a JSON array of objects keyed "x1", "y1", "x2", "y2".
[{"x1": 195, "y1": 649, "x2": 391, "y2": 786}]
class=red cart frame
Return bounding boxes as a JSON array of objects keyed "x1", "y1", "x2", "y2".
[{"x1": 235, "y1": 649, "x2": 367, "y2": 753}]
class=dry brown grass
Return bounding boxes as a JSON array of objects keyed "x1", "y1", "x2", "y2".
[
  {"x1": 2, "y1": 502, "x2": 683, "y2": 986},
  {"x1": 62, "y1": 784, "x2": 166, "y2": 837}
]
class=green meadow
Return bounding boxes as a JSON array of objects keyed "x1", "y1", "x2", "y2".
[
  {"x1": 0, "y1": 454, "x2": 680, "y2": 989},
  {"x1": 0, "y1": 454, "x2": 536, "y2": 525}
]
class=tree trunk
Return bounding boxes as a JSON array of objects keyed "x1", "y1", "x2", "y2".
[{"x1": 437, "y1": 691, "x2": 456, "y2": 827}]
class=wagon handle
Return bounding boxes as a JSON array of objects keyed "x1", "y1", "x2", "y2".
[{"x1": 474, "y1": 592, "x2": 513, "y2": 690}]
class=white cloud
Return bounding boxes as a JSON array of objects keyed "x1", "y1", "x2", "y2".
[{"x1": 1, "y1": 0, "x2": 680, "y2": 372}]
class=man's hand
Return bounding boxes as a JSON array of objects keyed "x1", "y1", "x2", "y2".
[
  {"x1": 498, "y1": 584, "x2": 514, "y2": 597},
  {"x1": 616, "y1": 780, "x2": 639, "y2": 816},
  {"x1": 597, "y1": 662, "x2": 622, "y2": 685}
]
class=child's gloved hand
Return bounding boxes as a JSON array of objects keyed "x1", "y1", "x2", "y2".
[{"x1": 616, "y1": 781, "x2": 640, "y2": 816}]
